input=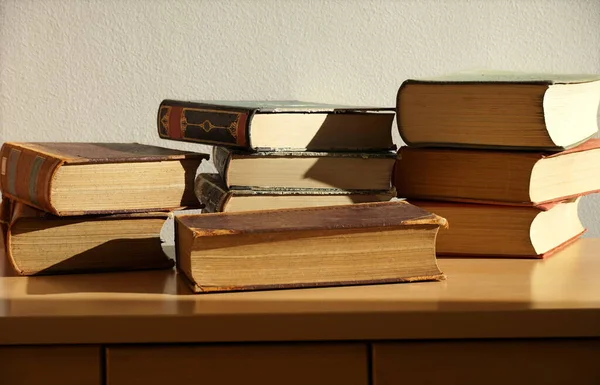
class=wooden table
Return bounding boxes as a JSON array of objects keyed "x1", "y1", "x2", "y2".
[{"x1": 1, "y1": 238, "x2": 599, "y2": 385}]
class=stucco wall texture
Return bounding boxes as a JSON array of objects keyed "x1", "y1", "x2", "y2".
[{"x1": 1, "y1": 0, "x2": 599, "y2": 234}]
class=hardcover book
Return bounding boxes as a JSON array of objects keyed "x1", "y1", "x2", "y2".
[
  {"x1": 0, "y1": 142, "x2": 208, "y2": 216},
  {"x1": 396, "y1": 71, "x2": 600, "y2": 150},
  {"x1": 411, "y1": 198, "x2": 585, "y2": 258},
  {"x1": 195, "y1": 173, "x2": 395, "y2": 213},
  {"x1": 174, "y1": 200, "x2": 447, "y2": 293},
  {"x1": 157, "y1": 99, "x2": 396, "y2": 151},
  {"x1": 213, "y1": 146, "x2": 396, "y2": 191},
  {"x1": 0, "y1": 198, "x2": 174, "y2": 276},
  {"x1": 394, "y1": 139, "x2": 600, "y2": 206}
]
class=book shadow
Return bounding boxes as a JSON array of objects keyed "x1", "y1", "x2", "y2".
[
  {"x1": 24, "y1": 265, "x2": 192, "y2": 296},
  {"x1": 301, "y1": 153, "x2": 395, "y2": 191},
  {"x1": 32, "y1": 238, "x2": 173, "y2": 275},
  {"x1": 22, "y1": 239, "x2": 192, "y2": 295},
  {"x1": 180, "y1": 158, "x2": 202, "y2": 206},
  {"x1": 302, "y1": 114, "x2": 396, "y2": 152}
]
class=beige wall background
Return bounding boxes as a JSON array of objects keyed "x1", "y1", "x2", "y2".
[{"x1": 1, "y1": 0, "x2": 599, "y2": 235}]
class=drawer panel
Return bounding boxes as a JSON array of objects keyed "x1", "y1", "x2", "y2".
[
  {"x1": 107, "y1": 342, "x2": 367, "y2": 385},
  {"x1": 373, "y1": 339, "x2": 600, "y2": 385},
  {"x1": 0, "y1": 345, "x2": 101, "y2": 385}
]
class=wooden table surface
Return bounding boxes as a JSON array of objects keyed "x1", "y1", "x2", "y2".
[{"x1": 1, "y1": 238, "x2": 599, "y2": 345}]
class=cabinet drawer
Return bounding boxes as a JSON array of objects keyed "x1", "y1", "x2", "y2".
[
  {"x1": 373, "y1": 339, "x2": 600, "y2": 385},
  {"x1": 0, "y1": 345, "x2": 101, "y2": 385},
  {"x1": 107, "y1": 342, "x2": 367, "y2": 385}
]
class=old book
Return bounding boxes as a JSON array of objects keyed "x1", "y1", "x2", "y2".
[
  {"x1": 174, "y1": 200, "x2": 447, "y2": 293},
  {"x1": 157, "y1": 99, "x2": 395, "y2": 151},
  {"x1": 397, "y1": 71, "x2": 600, "y2": 150},
  {"x1": 411, "y1": 198, "x2": 585, "y2": 258},
  {"x1": 0, "y1": 198, "x2": 173, "y2": 275},
  {"x1": 213, "y1": 146, "x2": 395, "y2": 191},
  {"x1": 394, "y1": 139, "x2": 600, "y2": 206},
  {"x1": 0, "y1": 142, "x2": 208, "y2": 216},
  {"x1": 195, "y1": 173, "x2": 395, "y2": 213}
]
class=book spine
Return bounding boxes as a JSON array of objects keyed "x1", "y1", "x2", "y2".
[
  {"x1": 395, "y1": 80, "x2": 415, "y2": 147},
  {"x1": 194, "y1": 175, "x2": 229, "y2": 213},
  {"x1": 157, "y1": 100, "x2": 251, "y2": 149},
  {"x1": 0, "y1": 196, "x2": 12, "y2": 225},
  {"x1": 0, "y1": 144, "x2": 63, "y2": 215},
  {"x1": 1, "y1": 196, "x2": 25, "y2": 275},
  {"x1": 212, "y1": 147, "x2": 233, "y2": 186}
]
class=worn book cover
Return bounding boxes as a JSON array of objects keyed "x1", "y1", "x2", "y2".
[
  {"x1": 0, "y1": 142, "x2": 209, "y2": 216},
  {"x1": 175, "y1": 200, "x2": 447, "y2": 293},
  {"x1": 157, "y1": 99, "x2": 395, "y2": 151}
]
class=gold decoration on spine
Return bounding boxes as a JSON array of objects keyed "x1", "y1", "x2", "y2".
[
  {"x1": 160, "y1": 106, "x2": 171, "y2": 134},
  {"x1": 181, "y1": 108, "x2": 241, "y2": 139},
  {"x1": 180, "y1": 115, "x2": 188, "y2": 136}
]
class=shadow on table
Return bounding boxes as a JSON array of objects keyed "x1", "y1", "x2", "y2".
[{"x1": 23, "y1": 267, "x2": 192, "y2": 295}]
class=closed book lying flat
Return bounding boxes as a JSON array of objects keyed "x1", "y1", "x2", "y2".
[
  {"x1": 195, "y1": 173, "x2": 395, "y2": 213},
  {"x1": 213, "y1": 147, "x2": 396, "y2": 191},
  {"x1": 0, "y1": 198, "x2": 173, "y2": 276},
  {"x1": 0, "y1": 142, "x2": 208, "y2": 216},
  {"x1": 394, "y1": 139, "x2": 600, "y2": 207},
  {"x1": 175, "y1": 200, "x2": 447, "y2": 293},
  {"x1": 157, "y1": 99, "x2": 396, "y2": 151},
  {"x1": 411, "y1": 198, "x2": 585, "y2": 258},
  {"x1": 397, "y1": 71, "x2": 600, "y2": 150}
]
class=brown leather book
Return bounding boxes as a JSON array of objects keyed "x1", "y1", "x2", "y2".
[
  {"x1": 0, "y1": 198, "x2": 174, "y2": 276},
  {"x1": 174, "y1": 200, "x2": 447, "y2": 293},
  {"x1": 195, "y1": 173, "x2": 396, "y2": 213},
  {"x1": 157, "y1": 99, "x2": 396, "y2": 151},
  {"x1": 394, "y1": 139, "x2": 600, "y2": 207},
  {"x1": 411, "y1": 199, "x2": 585, "y2": 258},
  {"x1": 0, "y1": 142, "x2": 209, "y2": 216}
]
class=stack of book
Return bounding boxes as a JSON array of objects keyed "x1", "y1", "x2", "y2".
[
  {"x1": 157, "y1": 99, "x2": 452, "y2": 293},
  {"x1": 157, "y1": 100, "x2": 398, "y2": 212},
  {"x1": 392, "y1": 71, "x2": 600, "y2": 258},
  {"x1": 0, "y1": 142, "x2": 208, "y2": 275}
]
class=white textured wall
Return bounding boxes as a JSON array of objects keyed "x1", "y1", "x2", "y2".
[{"x1": 1, "y1": 0, "x2": 600, "y2": 234}]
